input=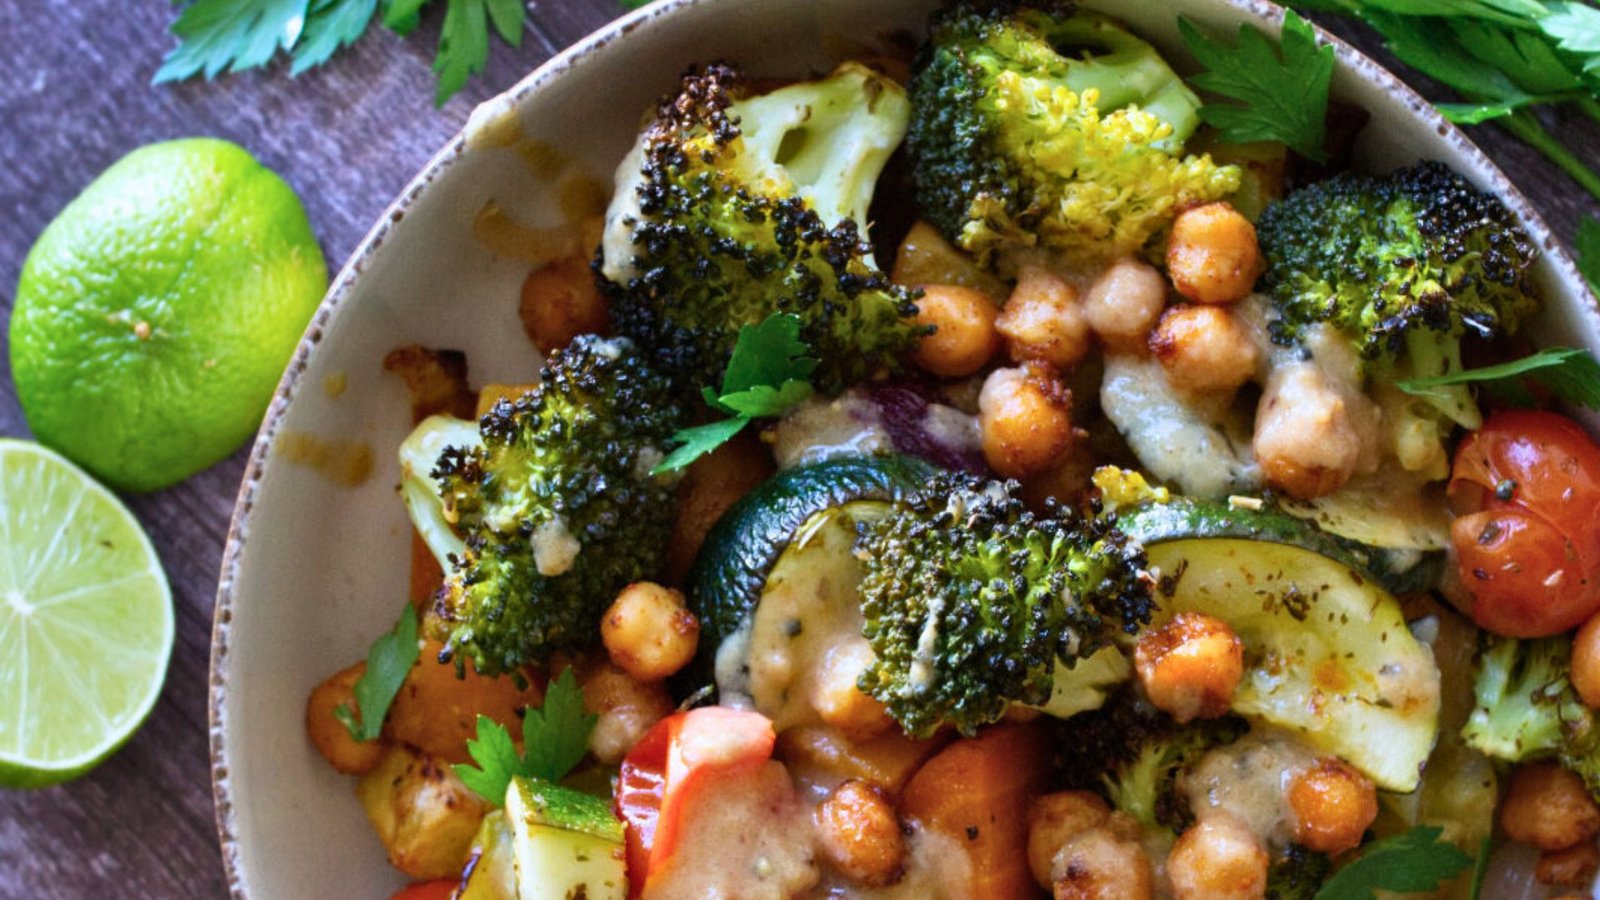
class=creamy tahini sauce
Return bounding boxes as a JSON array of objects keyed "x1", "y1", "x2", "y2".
[
  {"x1": 1180, "y1": 730, "x2": 1319, "y2": 848},
  {"x1": 772, "y1": 395, "x2": 894, "y2": 470}
]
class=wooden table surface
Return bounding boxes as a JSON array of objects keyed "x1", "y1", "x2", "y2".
[{"x1": 0, "y1": 3, "x2": 1597, "y2": 897}]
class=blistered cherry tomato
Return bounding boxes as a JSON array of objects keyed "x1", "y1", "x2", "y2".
[
  {"x1": 389, "y1": 880, "x2": 456, "y2": 900},
  {"x1": 1448, "y1": 410, "x2": 1600, "y2": 637}
]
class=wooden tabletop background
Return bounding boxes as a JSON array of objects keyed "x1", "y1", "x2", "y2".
[{"x1": 1, "y1": 2, "x2": 1598, "y2": 897}]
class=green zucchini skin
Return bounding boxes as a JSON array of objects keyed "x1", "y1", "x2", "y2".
[
  {"x1": 687, "y1": 454, "x2": 938, "y2": 675},
  {"x1": 1115, "y1": 497, "x2": 1443, "y2": 596}
]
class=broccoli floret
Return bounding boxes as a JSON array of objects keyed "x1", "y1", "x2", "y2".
[
  {"x1": 907, "y1": 3, "x2": 1241, "y2": 268},
  {"x1": 1257, "y1": 161, "x2": 1539, "y2": 432},
  {"x1": 598, "y1": 62, "x2": 925, "y2": 393},
  {"x1": 429, "y1": 335, "x2": 685, "y2": 675},
  {"x1": 1101, "y1": 715, "x2": 1246, "y2": 832},
  {"x1": 1265, "y1": 844, "x2": 1333, "y2": 900},
  {"x1": 854, "y1": 472, "x2": 1155, "y2": 736},
  {"x1": 1461, "y1": 635, "x2": 1599, "y2": 794}
]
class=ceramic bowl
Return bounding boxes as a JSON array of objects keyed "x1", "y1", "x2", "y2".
[{"x1": 209, "y1": 0, "x2": 1600, "y2": 896}]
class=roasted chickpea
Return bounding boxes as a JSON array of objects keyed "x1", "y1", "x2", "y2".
[
  {"x1": 1051, "y1": 826, "x2": 1153, "y2": 900},
  {"x1": 1167, "y1": 812, "x2": 1269, "y2": 900},
  {"x1": 995, "y1": 265, "x2": 1091, "y2": 369},
  {"x1": 1149, "y1": 305, "x2": 1260, "y2": 395},
  {"x1": 978, "y1": 363, "x2": 1075, "y2": 479},
  {"x1": 1167, "y1": 202, "x2": 1262, "y2": 305},
  {"x1": 1253, "y1": 364, "x2": 1365, "y2": 499},
  {"x1": 1082, "y1": 258, "x2": 1167, "y2": 353},
  {"x1": 306, "y1": 662, "x2": 388, "y2": 775},
  {"x1": 809, "y1": 638, "x2": 892, "y2": 739},
  {"x1": 1134, "y1": 612, "x2": 1244, "y2": 723},
  {"x1": 1538, "y1": 840, "x2": 1600, "y2": 887},
  {"x1": 815, "y1": 780, "x2": 905, "y2": 887},
  {"x1": 518, "y1": 255, "x2": 609, "y2": 353},
  {"x1": 580, "y1": 661, "x2": 674, "y2": 764},
  {"x1": 1028, "y1": 791, "x2": 1111, "y2": 888},
  {"x1": 1287, "y1": 758, "x2": 1379, "y2": 855},
  {"x1": 911, "y1": 284, "x2": 1003, "y2": 377},
  {"x1": 601, "y1": 582, "x2": 699, "y2": 682},
  {"x1": 1501, "y1": 763, "x2": 1600, "y2": 851},
  {"x1": 1572, "y1": 611, "x2": 1600, "y2": 708}
]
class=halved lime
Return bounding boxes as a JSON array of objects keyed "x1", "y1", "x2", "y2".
[{"x1": 0, "y1": 439, "x2": 173, "y2": 787}]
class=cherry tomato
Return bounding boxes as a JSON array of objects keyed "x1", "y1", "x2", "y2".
[
  {"x1": 1448, "y1": 410, "x2": 1600, "y2": 636},
  {"x1": 389, "y1": 880, "x2": 456, "y2": 900},
  {"x1": 614, "y1": 707, "x2": 775, "y2": 896}
]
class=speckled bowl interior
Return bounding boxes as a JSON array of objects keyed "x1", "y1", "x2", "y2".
[{"x1": 209, "y1": 1, "x2": 1600, "y2": 896}]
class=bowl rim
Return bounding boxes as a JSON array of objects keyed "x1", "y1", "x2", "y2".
[{"x1": 206, "y1": 0, "x2": 1599, "y2": 895}]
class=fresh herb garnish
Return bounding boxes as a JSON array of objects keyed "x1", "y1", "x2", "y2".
[
  {"x1": 454, "y1": 666, "x2": 596, "y2": 805},
  {"x1": 1578, "y1": 215, "x2": 1600, "y2": 293},
  {"x1": 334, "y1": 603, "x2": 420, "y2": 742},
  {"x1": 1396, "y1": 346, "x2": 1600, "y2": 409},
  {"x1": 1314, "y1": 825, "x2": 1474, "y2": 900},
  {"x1": 653, "y1": 313, "x2": 817, "y2": 474},
  {"x1": 156, "y1": 0, "x2": 524, "y2": 105},
  {"x1": 1180, "y1": 10, "x2": 1335, "y2": 161},
  {"x1": 1291, "y1": 1, "x2": 1600, "y2": 202}
]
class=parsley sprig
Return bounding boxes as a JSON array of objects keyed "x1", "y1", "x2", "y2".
[
  {"x1": 1397, "y1": 345, "x2": 1600, "y2": 409},
  {"x1": 652, "y1": 313, "x2": 817, "y2": 475},
  {"x1": 335, "y1": 603, "x2": 421, "y2": 742},
  {"x1": 1314, "y1": 825, "x2": 1474, "y2": 900},
  {"x1": 454, "y1": 667, "x2": 596, "y2": 805},
  {"x1": 1180, "y1": 10, "x2": 1335, "y2": 161},
  {"x1": 156, "y1": 0, "x2": 525, "y2": 105}
]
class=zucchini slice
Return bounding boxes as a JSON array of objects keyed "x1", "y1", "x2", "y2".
[
  {"x1": 1117, "y1": 496, "x2": 1441, "y2": 597},
  {"x1": 505, "y1": 777, "x2": 626, "y2": 900},
  {"x1": 689, "y1": 454, "x2": 936, "y2": 666},
  {"x1": 1145, "y1": 538, "x2": 1440, "y2": 792}
]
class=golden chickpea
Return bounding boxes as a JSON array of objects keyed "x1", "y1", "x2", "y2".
[
  {"x1": 1149, "y1": 305, "x2": 1260, "y2": 395},
  {"x1": 1134, "y1": 612, "x2": 1244, "y2": 724},
  {"x1": 1052, "y1": 826, "x2": 1154, "y2": 900},
  {"x1": 518, "y1": 255, "x2": 609, "y2": 354},
  {"x1": 1253, "y1": 365, "x2": 1365, "y2": 500},
  {"x1": 1572, "y1": 612, "x2": 1600, "y2": 708},
  {"x1": 306, "y1": 662, "x2": 387, "y2": 775},
  {"x1": 1166, "y1": 202, "x2": 1263, "y2": 305},
  {"x1": 815, "y1": 780, "x2": 905, "y2": 887},
  {"x1": 1538, "y1": 840, "x2": 1600, "y2": 887},
  {"x1": 1501, "y1": 763, "x2": 1600, "y2": 851},
  {"x1": 1167, "y1": 812, "x2": 1270, "y2": 900},
  {"x1": 1028, "y1": 791, "x2": 1111, "y2": 889},
  {"x1": 601, "y1": 582, "x2": 700, "y2": 683},
  {"x1": 810, "y1": 639, "x2": 892, "y2": 739},
  {"x1": 1082, "y1": 258, "x2": 1168, "y2": 353},
  {"x1": 978, "y1": 363, "x2": 1076, "y2": 479},
  {"x1": 580, "y1": 661, "x2": 675, "y2": 764},
  {"x1": 1287, "y1": 758, "x2": 1379, "y2": 855},
  {"x1": 911, "y1": 284, "x2": 1003, "y2": 377},
  {"x1": 995, "y1": 265, "x2": 1092, "y2": 370}
]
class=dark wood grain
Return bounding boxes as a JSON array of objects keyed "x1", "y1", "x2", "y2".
[{"x1": 0, "y1": 3, "x2": 1596, "y2": 898}]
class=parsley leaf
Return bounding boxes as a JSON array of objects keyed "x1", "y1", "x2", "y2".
[
  {"x1": 1542, "y1": 2, "x2": 1600, "y2": 64},
  {"x1": 454, "y1": 667, "x2": 596, "y2": 805},
  {"x1": 654, "y1": 314, "x2": 818, "y2": 475},
  {"x1": 157, "y1": 0, "x2": 523, "y2": 104},
  {"x1": 1578, "y1": 215, "x2": 1600, "y2": 293},
  {"x1": 1315, "y1": 826, "x2": 1473, "y2": 899},
  {"x1": 334, "y1": 603, "x2": 420, "y2": 742},
  {"x1": 1180, "y1": 10, "x2": 1334, "y2": 161},
  {"x1": 1396, "y1": 346, "x2": 1600, "y2": 409}
]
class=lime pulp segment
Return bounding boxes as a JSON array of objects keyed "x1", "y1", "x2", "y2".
[{"x1": 0, "y1": 439, "x2": 173, "y2": 787}]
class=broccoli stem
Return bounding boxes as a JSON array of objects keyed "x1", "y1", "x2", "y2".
[{"x1": 1498, "y1": 110, "x2": 1600, "y2": 204}]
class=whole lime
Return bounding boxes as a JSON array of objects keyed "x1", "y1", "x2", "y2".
[{"x1": 10, "y1": 138, "x2": 327, "y2": 492}]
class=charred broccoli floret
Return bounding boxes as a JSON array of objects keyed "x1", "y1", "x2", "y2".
[
  {"x1": 1257, "y1": 161, "x2": 1540, "y2": 433},
  {"x1": 1265, "y1": 844, "x2": 1333, "y2": 900},
  {"x1": 1101, "y1": 714, "x2": 1246, "y2": 832},
  {"x1": 854, "y1": 472, "x2": 1154, "y2": 736},
  {"x1": 907, "y1": 2, "x2": 1241, "y2": 268},
  {"x1": 1461, "y1": 635, "x2": 1600, "y2": 799},
  {"x1": 429, "y1": 335, "x2": 685, "y2": 675},
  {"x1": 598, "y1": 62, "x2": 925, "y2": 393}
]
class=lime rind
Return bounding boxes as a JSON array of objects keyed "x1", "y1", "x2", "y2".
[{"x1": 0, "y1": 439, "x2": 174, "y2": 787}]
